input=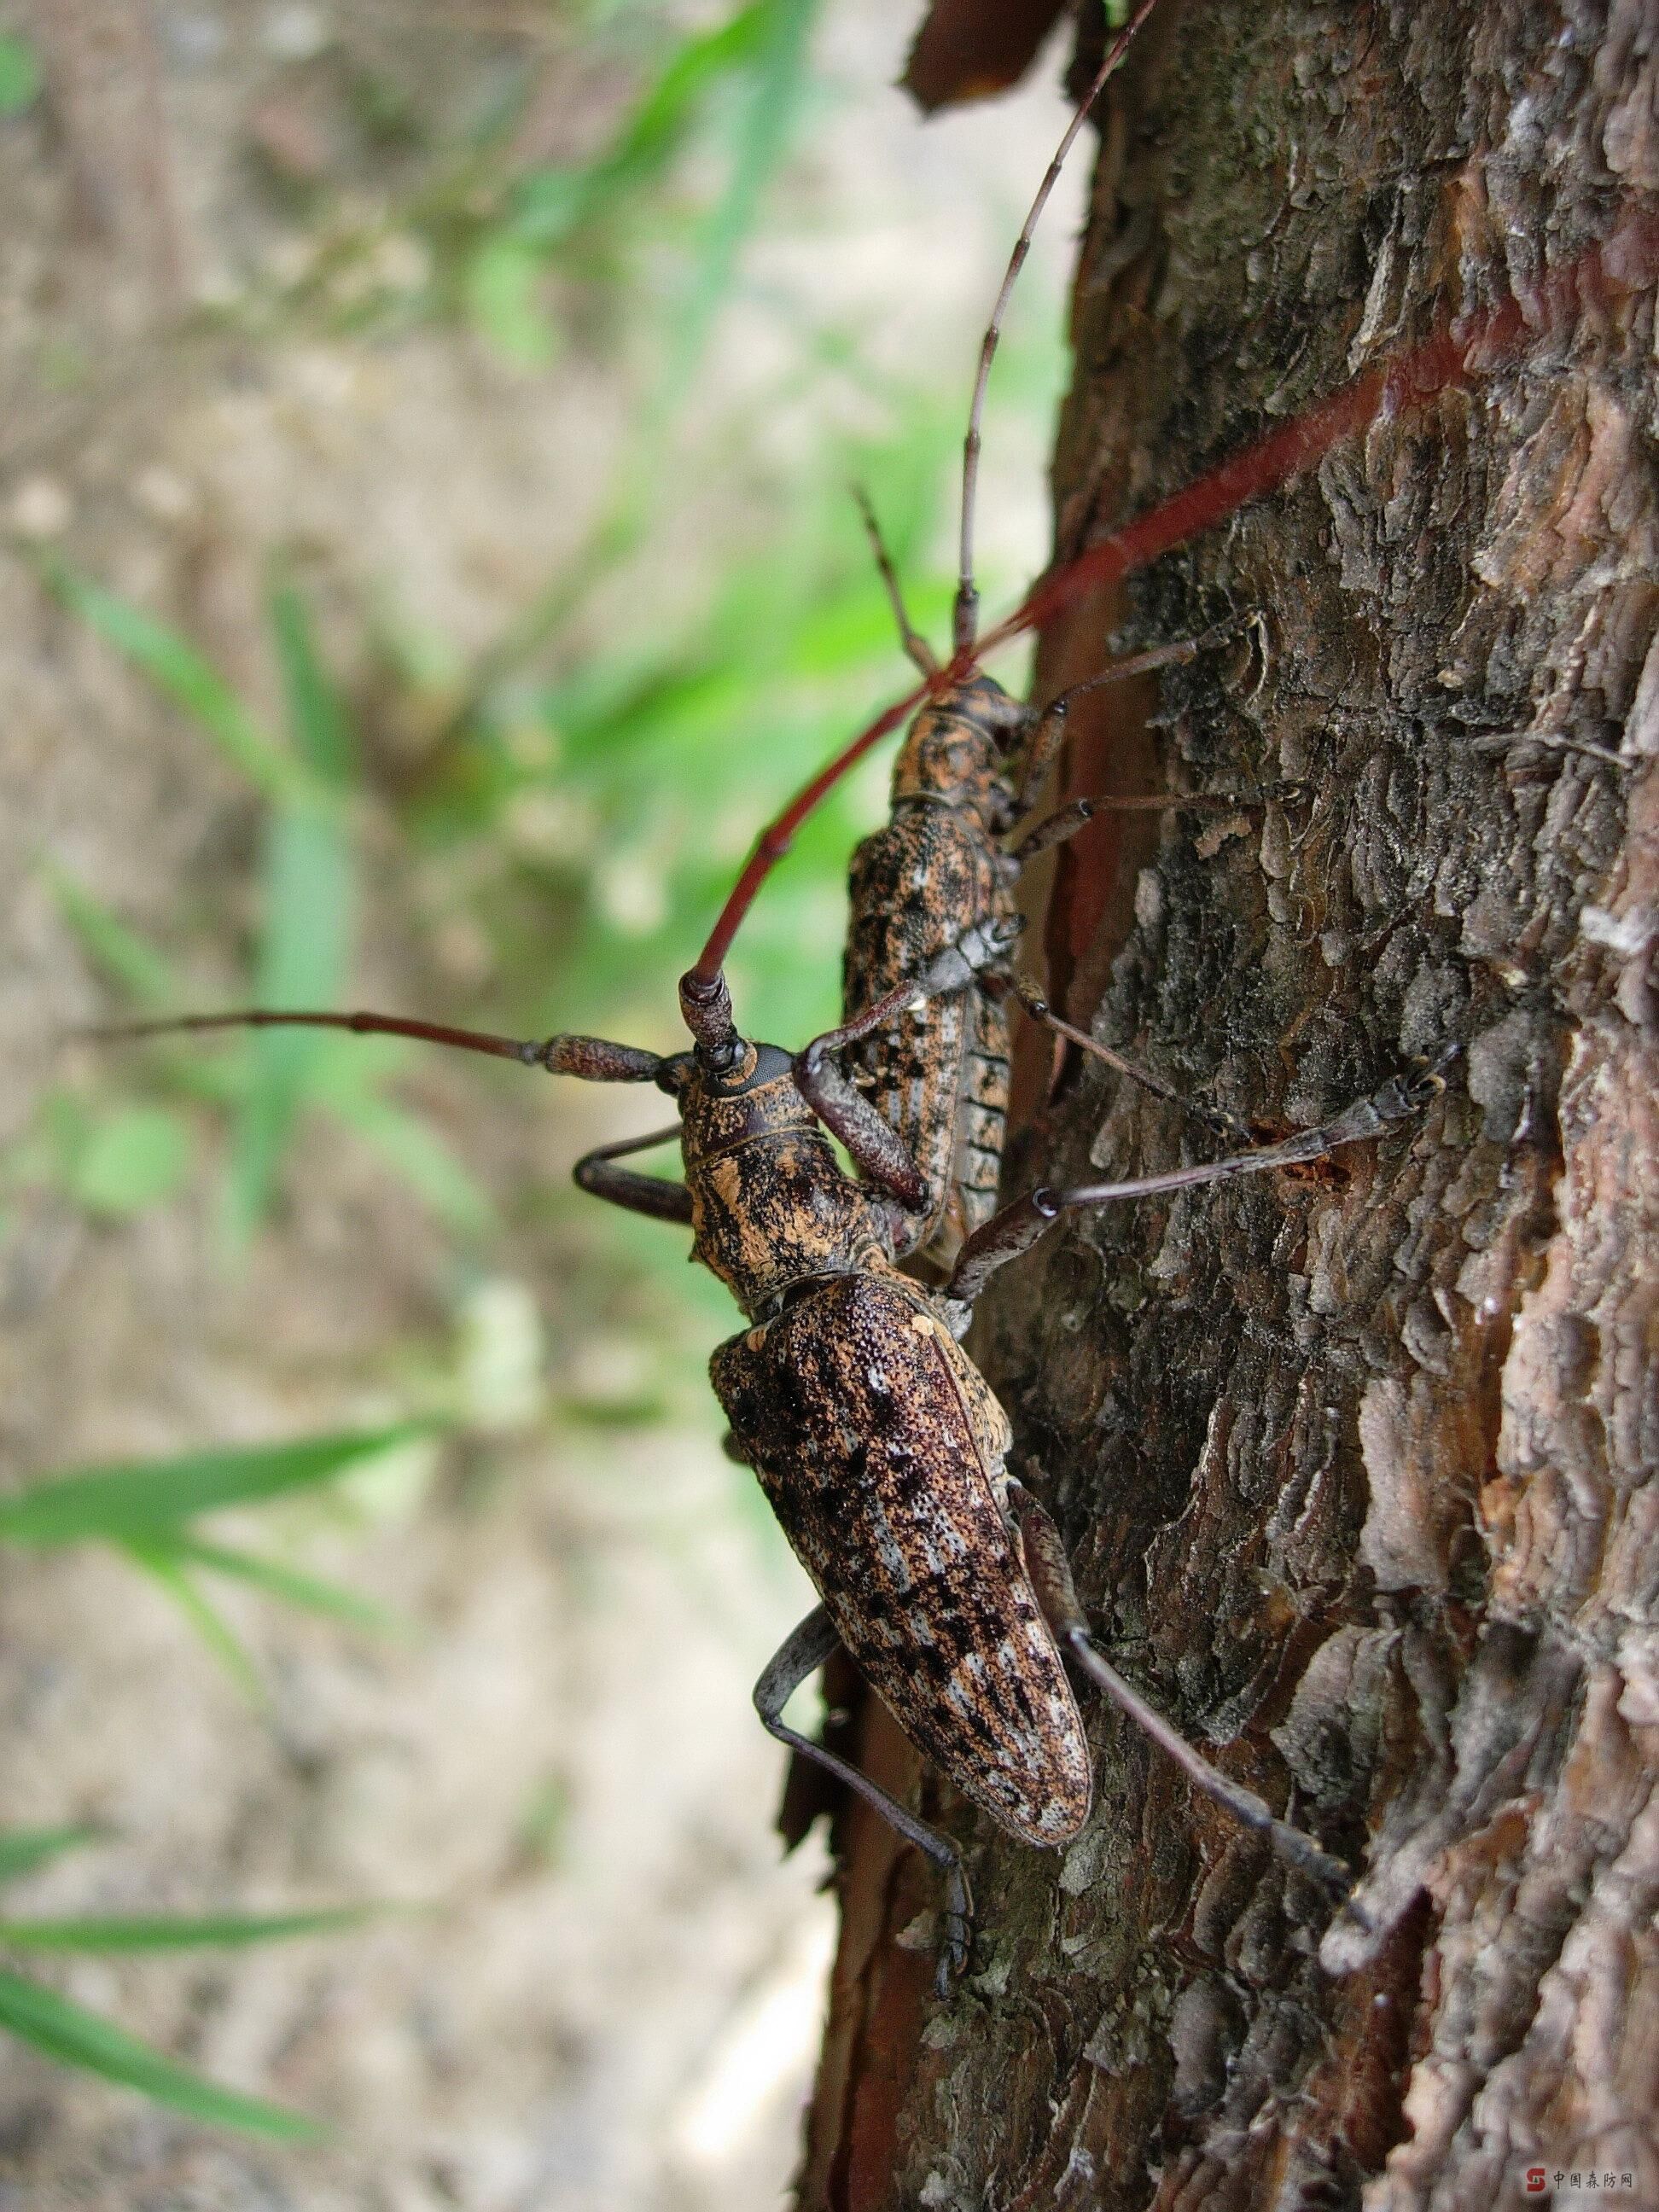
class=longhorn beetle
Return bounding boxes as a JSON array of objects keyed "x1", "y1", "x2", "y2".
[
  {"x1": 86, "y1": 0, "x2": 1441, "y2": 1988},
  {"x1": 698, "y1": 0, "x2": 1256, "y2": 1282},
  {"x1": 831, "y1": 516, "x2": 1259, "y2": 1277},
  {"x1": 98, "y1": 971, "x2": 1438, "y2": 1988}
]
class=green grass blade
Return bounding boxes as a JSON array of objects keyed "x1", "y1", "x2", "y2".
[
  {"x1": 609, "y1": 1, "x2": 774, "y2": 182},
  {"x1": 318, "y1": 1076, "x2": 495, "y2": 1240},
  {"x1": 47, "y1": 871, "x2": 179, "y2": 1011},
  {"x1": 0, "y1": 30, "x2": 42, "y2": 116},
  {"x1": 509, "y1": 1, "x2": 774, "y2": 247},
  {"x1": 463, "y1": 232, "x2": 559, "y2": 366},
  {"x1": 270, "y1": 579, "x2": 355, "y2": 786},
  {"x1": 0, "y1": 1906, "x2": 374, "y2": 1953},
  {"x1": 122, "y1": 1541, "x2": 267, "y2": 1707},
  {"x1": 225, "y1": 583, "x2": 359, "y2": 1244},
  {"x1": 45, "y1": 873, "x2": 240, "y2": 1106},
  {"x1": 0, "y1": 1828, "x2": 102, "y2": 1885},
  {"x1": 0, "y1": 1423, "x2": 434, "y2": 1547},
  {"x1": 166, "y1": 1534, "x2": 402, "y2": 1634},
  {"x1": 39, "y1": 561, "x2": 300, "y2": 803},
  {"x1": 66, "y1": 1104, "x2": 192, "y2": 1219},
  {"x1": 0, "y1": 1967, "x2": 323, "y2": 2139},
  {"x1": 224, "y1": 806, "x2": 356, "y2": 1244},
  {"x1": 664, "y1": 0, "x2": 818, "y2": 395}
]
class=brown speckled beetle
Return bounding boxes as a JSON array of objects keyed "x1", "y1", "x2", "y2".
[
  {"x1": 84, "y1": 0, "x2": 1443, "y2": 1988},
  {"x1": 97, "y1": 963, "x2": 1436, "y2": 1988},
  {"x1": 703, "y1": 0, "x2": 1255, "y2": 1289}
]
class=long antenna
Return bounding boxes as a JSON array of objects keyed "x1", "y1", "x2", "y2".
[
  {"x1": 954, "y1": 0, "x2": 1164, "y2": 655},
  {"x1": 688, "y1": 680, "x2": 926, "y2": 983},
  {"x1": 693, "y1": 2, "x2": 1166, "y2": 985},
  {"x1": 77, "y1": 1009, "x2": 665, "y2": 1082}
]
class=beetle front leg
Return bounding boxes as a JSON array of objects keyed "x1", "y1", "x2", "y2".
[
  {"x1": 790, "y1": 1044, "x2": 930, "y2": 1211},
  {"x1": 794, "y1": 916, "x2": 1023, "y2": 1209},
  {"x1": 755, "y1": 1605, "x2": 974, "y2": 1997},
  {"x1": 572, "y1": 1125, "x2": 694, "y2": 1224}
]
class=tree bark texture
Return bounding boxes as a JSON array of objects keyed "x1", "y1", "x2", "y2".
[{"x1": 797, "y1": 3, "x2": 1657, "y2": 2206}]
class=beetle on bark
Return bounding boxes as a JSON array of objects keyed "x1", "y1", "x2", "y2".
[
  {"x1": 696, "y1": 0, "x2": 1266, "y2": 1287},
  {"x1": 80, "y1": 0, "x2": 1455, "y2": 1990},
  {"x1": 96, "y1": 958, "x2": 1440, "y2": 1988}
]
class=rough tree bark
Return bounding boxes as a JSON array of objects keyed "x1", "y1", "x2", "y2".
[{"x1": 796, "y1": 3, "x2": 1657, "y2": 2206}]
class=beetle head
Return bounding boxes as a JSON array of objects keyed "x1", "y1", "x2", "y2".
[{"x1": 679, "y1": 963, "x2": 812, "y2": 1100}]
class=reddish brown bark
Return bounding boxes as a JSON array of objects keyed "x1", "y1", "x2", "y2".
[{"x1": 798, "y1": 3, "x2": 1657, "y2": 2205}]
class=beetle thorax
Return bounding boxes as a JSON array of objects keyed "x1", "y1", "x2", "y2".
[
  {"x1": 889, "y1": 674, "x2": 1022, "y2": 836},
  {"x1": 679, "y1": 1061, "x2": 892, "y2": 1319}
]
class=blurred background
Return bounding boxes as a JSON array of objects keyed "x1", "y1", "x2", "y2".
[{"x1": 0, "y1": 2, "x2": 1086, "y2": 2204}]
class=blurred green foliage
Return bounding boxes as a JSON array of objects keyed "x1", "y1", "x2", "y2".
[
  {"x1": 28, "y1": 568, "x2": 490, "y2": 1247},
  {"x1": 0, "y1": 29, "x2": 40, "y2": 119},
  {"x1": 0, "y1": 1423, "x2": 434, "y2": 1697},
  {"x1": 3, "y1": 0, "x2": 1084, "y2": 2136},
  {"x1": 35, "y1": 0, "x2": 1066, "y2": 1252},
  {"x1": 15, "y1": 0, "x2": 1070, "y2": 1589},
  {"x1": 238, "y1": 0, "x2": 822, "y2": 383},
  {"x1": 0, "y1": 1824, "x2": 371, "y2": 2138},
  {"x1": 14, "y1": 0, "x2": 1083, "y2": 1516}
]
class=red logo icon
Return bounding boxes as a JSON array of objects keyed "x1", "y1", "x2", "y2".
[{"x1": 1525, "y1": 2173, "x2": 1547, "y2": 2196}]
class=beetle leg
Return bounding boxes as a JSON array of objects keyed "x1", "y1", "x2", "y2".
[
  {"x1": 572, "y1": 1125, "x2": 694, "y2": 1225},
  {"x1": 791, "y1": 1044, "x2": 930, "y2": 1210},
  {"x1": 985, "y1": 970, "x2": 1243, "y2": 1138},
  {"x1": 1010, "y1": 614, "x2": 1257, "y2": 810},
  {"x1": 806, "y1": 917, "x2": 1024, "y2": 1063},
  {"x1": 945, "y1": 1062, "x2": 1449, "y2": 1308},
  {"x1": 1008, "y1": 1483, "x2": 1352, "y2": 1895},
  {"x1": 755, "y1": 1605, "x2": 974, "y2": 1997},
  {"x1": 1005, "y1": 788, "x2": 1253, "y2": 874},
  {"x1": 853, "y1": 485, "x2": 938, "y2": 678},
  {"x1": 793, "y1": 918, "x2": 1017, "y2": 1210}
]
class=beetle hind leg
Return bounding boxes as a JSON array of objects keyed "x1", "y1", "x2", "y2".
[
  {"x1": 1009, "y1": 1483, "x2": 1353, "y2": 1895},
  {"x1": 755, "y1": 1605, "x2": 973, "y2": 1997}
]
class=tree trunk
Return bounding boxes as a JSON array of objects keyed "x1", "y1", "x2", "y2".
[{"x1": 796, "y1": 3, "x2": 1657, "y2": 2205}]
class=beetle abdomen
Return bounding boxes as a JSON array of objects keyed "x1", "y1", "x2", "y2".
[{"x1": 712, "y1": 1269, "x2": 1091, "y2": 1848}]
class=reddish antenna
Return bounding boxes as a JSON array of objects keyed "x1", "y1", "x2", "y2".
[
  {"x1": 688, "y1": 683, "x2": 926, "y2": 985},
  {"x1": 90, "y1": 158, "x2": 1651, "y2": 1060},
  {"x1": 691, "y1": 0, "x2": 1163, "y2": 985},
  {"x1": 693, "y1": 183, "x2": 1659, "y2": 991}
]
